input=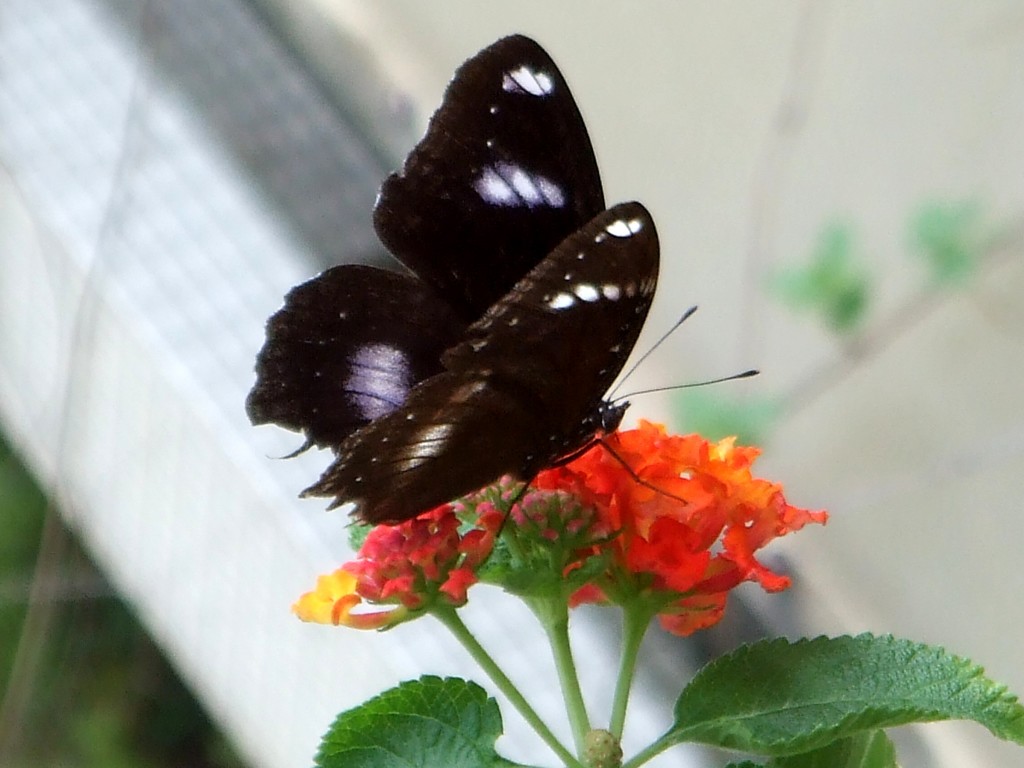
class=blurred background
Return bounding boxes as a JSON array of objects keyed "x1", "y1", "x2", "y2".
[{"x1": 1, "y1": 1, "x2": 1022, "y2": 766}]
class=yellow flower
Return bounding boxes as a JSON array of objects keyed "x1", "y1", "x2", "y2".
[{"x1": 292, "y1": 568, "x2": 403, "y2": 630}]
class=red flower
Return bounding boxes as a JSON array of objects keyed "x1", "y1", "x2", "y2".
[
  {"x1": 293, "y1": 504, "x2": 498, "y2": 629},
  {"x1": 535, "y1": 421, "x2": 827, "y2": 635}
]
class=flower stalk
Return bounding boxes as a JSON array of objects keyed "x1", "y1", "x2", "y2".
[
  {"x1": 531, "y1": 597, "x2": 591, "y2": 756},
  {"x1": 609, "y1": 602, "x2": 653, "y2": 739},
  {"x1": 432, "y1": 605, "x2": 583, "y2": 768}
]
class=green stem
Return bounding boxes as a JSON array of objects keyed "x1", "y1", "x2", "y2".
[
  {"x1": 502, "y1": 520, "x2": 527, "y2": 563},
  {"x1": 608, "y1": 605, "x2": 652, "y2": 739},
  {"x1": 432, "y1": 606, "x2": 583, "y2": 768},
  {"x1": 536, "y1": 599, "x2": 591, "y2": 756}
]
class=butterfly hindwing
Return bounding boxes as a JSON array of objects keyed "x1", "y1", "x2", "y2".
[
  {"x1": 374, "y1": 35, "x2": 605, "y2": 318},
  {"x1": 245, "y1": 265, "x2": 465, "y2": 450},
  {"x1": 303, "y1": 202, "x2": 659, "y2": 523}
]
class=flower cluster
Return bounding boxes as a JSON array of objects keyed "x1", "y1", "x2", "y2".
[
  {"x1": 293, "y1": 505, "x2": 497, "y2": 629},
  {"x1": 535, "y1": 421, "x2": 827, "y2": 634},
  {"x1": 294, "y1": 421, "x2": 825, "y2": 636}
]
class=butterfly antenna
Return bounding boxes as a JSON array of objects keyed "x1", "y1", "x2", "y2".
[
  {"x1": 493, "y1": 480, "x2": 532, "y2": 539},
  {"x1": 608, "y1": 305, "x2": 698, "y2": 398},
  {"x1": 614, "y1": 368, "x2": 759, "y2": 402},
  {"x1": 597, "y1": 437, "x2": 693, "y2": 507}
]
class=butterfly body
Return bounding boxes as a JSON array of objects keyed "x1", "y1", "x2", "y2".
[{"x1": 247, "y1": 36, "x2": 660, "y2": 524}]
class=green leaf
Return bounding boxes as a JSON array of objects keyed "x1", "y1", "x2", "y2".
[
  {"x1": 772, "y1": 221, "x2": 871, "y2": 333},
  {"x1": 662, "y1": 634, "x2": 1024, "y2": 757},
  {"x1": 316, "y1": 677, "x2": 530, "y2": 768},
  {"x1": 723, "y1": 731, "x2": 895, "y2": 768},
  {"x1": 911, "y1": 200, "x2": 982, "y2": 284},
  {"x1": 771, "y1": 730, "x2": 896, "y2": 767}
]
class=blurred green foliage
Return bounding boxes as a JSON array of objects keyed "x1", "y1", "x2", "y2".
[
  {"x1": 683, "y1": 198, "x2": 994, "y2": 437},
  {"x1": 0, "y1": 440, "x2": 46, "y2": 690},
  {"x1": 674, "y1": 390, "x2": 781, "y2": 446},
  {"x1": 0, "y1": 436, "x2": 246, "y2": 768},
  {"x1": 771, "y1": 221, "x2": 871, "y2": 334},
  {"x1": 911, "y1": 200, "x2": 984, "y2": 284}
]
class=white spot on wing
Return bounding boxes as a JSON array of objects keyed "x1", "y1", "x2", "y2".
[
  {"x1": 475, "y1": 167, "x2": 515, "y2": 205},
  {"x1": 547, "y1": 292, "x2": 575, "y2": 310},
  {"x1": 474, "y1": 163, "x2": 565, "y2": 208},
  {"x1": 502, "y1": 65, "x2": 554, "y2": 96},
  {"x1": 605, "y1": 217, "x2": 644, "y2": 238},
  {"x1": 602, "y1": 284, "x2": 622, "y2": 300},
  {"x1": 573, "y1": 283, "x2": 600, "y2": 302},
  {"x1": 509, "y1": 167, "x2": 541, "y2": 203}
]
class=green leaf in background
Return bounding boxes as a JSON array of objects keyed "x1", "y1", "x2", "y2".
[
  {"x1": 911, "y1": 200, "x2": 983, "y2": 284},
  {"x1": 769, "y1": 730, "x2": 897, "y2": 767},
  {"x1": 315, "y1": 676, "x2": 531, "y2": 768},
  {"x1": 772, "y1": 221, "x2": 871, "y2": 333},
  {"x1": 674, "y1": 390, "x2": 780, "y2": 446},
  {"x1": 660, "y1": 634, "x2": 1024, "y2": 757},
  {"x1": 721, "y1": 731, "x2": 895, "y2": 767}
]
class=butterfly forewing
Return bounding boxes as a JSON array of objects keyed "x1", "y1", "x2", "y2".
[
  {"x1": 303, "y1": 202, "x2": 659, "y2": 523},
  {"x1": 374, "y1": 35, "x2": 604, "y2": 318},
  {"x1": 446, "y1": 202, "x2": 658, "y2": 432},
  {"x1": 246, "y1": 265, "x2": 465, "y2": 450}
]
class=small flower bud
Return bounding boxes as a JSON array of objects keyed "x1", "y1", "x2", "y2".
[{"x1": 583, "y1": 729, "x2": 622, "y2": 768}]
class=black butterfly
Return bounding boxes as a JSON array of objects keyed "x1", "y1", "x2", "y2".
[{"x1": 246, "y1": 35, "x2": 659, "y2": 524}]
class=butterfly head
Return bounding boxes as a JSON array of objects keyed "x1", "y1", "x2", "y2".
[{"x1": 597, "y1": 399, "x2": 629, "y2": 435}]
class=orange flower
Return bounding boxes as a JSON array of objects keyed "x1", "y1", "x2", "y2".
[
  {"x1": 536, "y1": 421, "x2": 827, "y2": 635},
  {"x1": 294, "y1": 504, "x2": 498, "y2": 629},
  {"x1": 292, "y1": 569, "x2": 400, "y2": 630}
]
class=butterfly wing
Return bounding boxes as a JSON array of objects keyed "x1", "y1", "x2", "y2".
[
  {"x1": 246, "y1": 265, "x2": 465, "y2": 450},
  {"x1": 247, "y1": 36, "x2": 602, "y2": 450},
  {"x1": 374, "y1": 35, "x2": 605, "y2": 318},
  {"x1": 304, "y1": 202, "x2": 659, "y2": 523},
  {"x1": 445, "y1": 202, "x2": 659, "y2": 458}
]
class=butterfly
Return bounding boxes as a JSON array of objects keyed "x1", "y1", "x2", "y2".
[{"x1": 246, "y1": 35, "x2": 659, "y2": 524}]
